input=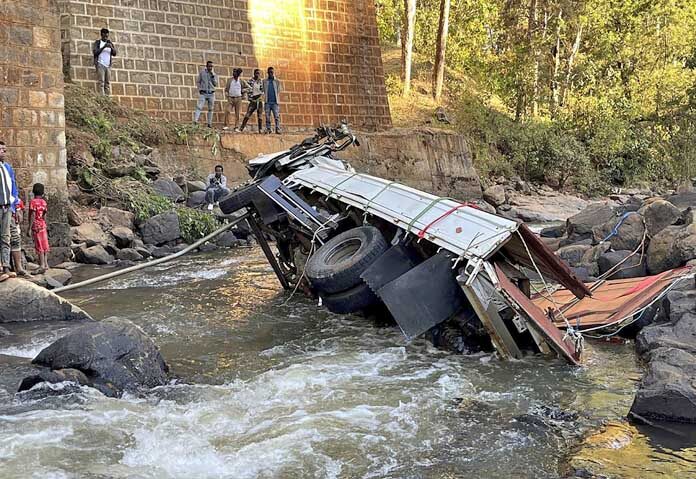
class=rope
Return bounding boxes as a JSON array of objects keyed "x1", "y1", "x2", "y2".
[
  {"x1": 362, "y1": 181, "x2": 396, "y2": 224},
  {"x1": 516, "y1": 230, "x2": 585, "y2": 356},
  {"x1": 326, "y1": 173, "x2": 358, "y2": 199},
  {"x1": 54, "y1": 214, "x2": 249, "y2": 294},
  {"x1": 600, "y1": 211, "x2": 637, "y2": 243},
  {"x1": 417, "y1": 202, "x2": 480, "y2": 239},
  {"x1": 406, "y1": 196, "x2": 455, "y2": 234}
]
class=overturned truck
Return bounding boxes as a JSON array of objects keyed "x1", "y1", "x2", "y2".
[{"x1": 219, "y1": 125, "x2": 592, "y2": 364}]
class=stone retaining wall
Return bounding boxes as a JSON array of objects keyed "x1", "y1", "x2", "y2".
[{"x1": 57, "y1": 0, "x2": 391, "y2": 131}]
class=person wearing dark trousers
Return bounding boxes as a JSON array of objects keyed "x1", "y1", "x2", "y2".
[
  {"x1": 92, "y1": 28, "x2": 117, "y2": 96},
  {"x1": 0, "y1": 141, "x2": 20, "y2": 281},
  {"x1": 263, "y1": 67, "x2": 282, "y2": 134},
  {"x1": 240, "y1": 69, "x2": 264, "y2": 133},
  {"x1": 194, "y1": 61, "x2": 218, "y2": 128}
]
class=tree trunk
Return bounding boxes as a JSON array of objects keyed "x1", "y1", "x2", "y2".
[
  {"x1": 432, "y1": 0, "x2": 451, "y2": 101},
  {"x1": 560, "y1": 23, "x2": 583, "y2": 108},
  {"x1": 528, "y1": 0, "x2": 539, "y2": 118},
  {"x1": 402, "y1": 0, "x2": 417, "y2": 96},
  {"x1": 550, "y1": 8, "x2": 563, "y2": 116}
]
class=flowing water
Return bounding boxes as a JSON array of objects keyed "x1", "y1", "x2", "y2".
[{"x1": 0, "y1": 248, "x2": 694, "y2": 478}]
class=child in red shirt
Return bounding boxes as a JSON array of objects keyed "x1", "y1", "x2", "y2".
[{"x1": 27, "y1": 183, "x2": 49, "y2": 273}]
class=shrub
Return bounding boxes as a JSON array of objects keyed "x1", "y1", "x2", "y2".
[{"x1": 176, "y1": 208, "x2": 219, "y2": 244}]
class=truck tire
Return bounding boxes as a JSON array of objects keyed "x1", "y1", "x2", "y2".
[
  {"x1": 320, "y1": 282, "x2": 380, "y2": 314},
  {"x1": 218, "y1": 183, "x2": 261, "y2": 214},
  {"x1": 306, "y1": 225, "x2": 388, "y2": 294}
]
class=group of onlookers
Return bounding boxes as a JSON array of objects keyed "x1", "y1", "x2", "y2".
[
  {"x1": 0, "y1": 142, "x2": 50, "y2": 282},
  {"x1": 94, "y1": 29, "x2": 283, "y2": 134}
]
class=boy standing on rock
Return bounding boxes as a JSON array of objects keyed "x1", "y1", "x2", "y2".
[{"x1": 0, "y1": 141, "x2": 20, "y2": 281}]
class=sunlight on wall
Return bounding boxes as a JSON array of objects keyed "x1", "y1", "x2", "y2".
[{"x1": 247, "y1": 0, "x2": 310, "y2": 68}]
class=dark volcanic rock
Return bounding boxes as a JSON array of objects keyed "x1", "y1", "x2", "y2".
[
  {"x1": 98, "y1": 207, "x2": 135, "y2": 231},
  {"x1": 116, "y1": 248, "x2": 144, "y2": 262},
  {"x1": 592, "y1": 212, "x2": 645, "y2": 251},
  {"x1": 566, "y1": 202, "x2": 617, "y2": 238},
  {"x1": 638, "y1": 199, "x2": 681, "y2": 237},
  {"x1": 540, "y1": 224, "x2": 566, "y2": 238},
  {"x1": 152, "y1": 179, "x2": 185, "y2": 203},
  {"x1": 597, "y1": 250, "x2": 646, "y2": 279},
  {"x1": 556, "y1": 244, "x2": 591, "y2": 267},
  {"x1": 0, "y1": 280, "x2": 92, "y2": 323},
  {"x1": 139, "y1": 212, "x2": 181, "y2": 245},
  {"x1": 21, "y1": 317, "x2": 169, "y2": 397},
  {"x1": 76, "y1": 245, "x2": 114, "y2": 265},
  {"x1": 187, "y1": 190, "x2": 207, "y2": 208},
  {"x1": 215, "y1": 231, "x2": 240, "y2": 248},
  {"x1": 111, "y1": 226, "x2": 135, "y2": 248}
]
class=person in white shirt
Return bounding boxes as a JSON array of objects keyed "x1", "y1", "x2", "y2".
[
  {"x1": 224, "y1": 68, "x2": 249, "y2": 132},
  {"x1": 92, "y1": 28, "x2": 117, "y2": 96}
]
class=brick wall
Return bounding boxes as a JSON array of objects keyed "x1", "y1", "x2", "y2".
[
  {"x1": 0, "y1": 0, "x2": 68, "y2": 203},
  {"x1": 58, "y1": 0, "x2": 392, "y2": 131}
]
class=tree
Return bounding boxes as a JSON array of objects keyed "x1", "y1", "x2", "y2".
[
  {"x1": 433, "y1": 0, "x2": 451, "y2": 101},
  {"x1": 402, "y1": 0, "x2": 417, "y2": 96}
]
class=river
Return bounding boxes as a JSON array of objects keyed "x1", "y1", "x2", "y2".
[{"x1": 0, "y1": 248, "x2": 693, "y2": 478}]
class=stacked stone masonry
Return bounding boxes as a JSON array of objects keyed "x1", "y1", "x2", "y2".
[
  {"x1": 0, "y1": 0, "x2": 68, "y2": 202},
  {"x1": 58, "y1": 0, "x2": 392, "y2": 130}
]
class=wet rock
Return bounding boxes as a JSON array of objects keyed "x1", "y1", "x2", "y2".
[
  {"x1": 132, "y1": 238, "x2": 151, "y2": 258},
  {"x1": 111, "y1": 226, "x2": 135, "y2": 248},
  {"x1": 592, "y1": 213, "x2": 645, "y2": 251},
  {"x1": 187, "y1": 180, "x2": 207, "y2": 193},
  {"x1": 44, "y1": 268, "x2": 72, "y2": 288},
  {"x1": 483, "y1": 184, "x2": 506, "y2": 207},
  {"x1": 597, "y1": 250, "x2": 646, "y2": 279},
  {"x1": 0, "y1": 279, "x2": 92, "y2": 323},
  {"x1": 152, "y1": 179, "x2": 185, "y2": 203},
  {"x1": 630, "y1": 347, "x2": 696, "y2": 423},
  {"x1": 636, "y1": 320, "x2": 696, "y2": 356},
  {"x1": 215, "y1": 231, "x2": 239, "y2": 248},
  {"x1": 150, "y1": 245, "x2": 176, "y2": 258},
  {"x1": 116, "y1": 248, "x2": 144, "y2": 262},
  {"x1": 557, "y1": 244, "x2": 591, "y2": 267},
  {"x1": 98, "y1": 206, "x2": 135, "y2": 231},
  {"x1": 18, "y1": 368, "x2": 91, "y2": 392},
  {"x1": 70, "y1": 222, "x2": 110, "y2": 248},
  {"x1": 187, "y1": 190, "x2": 207, "y2": 208},
  {"x1": 76, "y1": 245, "x2": 114, "y2": 265},
  {"x1": 638, "y1": 199, "x2": 681, "y2": 237},
  {"x1": 540, "y1": 224, "x2": 566, "y2": 238},
  {"x1": 22, "y1": 317, "x2": 169, "y2": 397},
  {"x1": 198, "y1": 243, "x2": 218, "y2": 252},
  {"x1": 139, "y1": 212, "x2": 181, "y2": 245},
  {"x1": 0, "y1": 325, "x2": 10, "y2": 337},
  {"x1": 567, "y1": 202, "x2": 617, "y2": 238}
]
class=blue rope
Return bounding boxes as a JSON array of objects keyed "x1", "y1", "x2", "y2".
[{"x1": 601, "y1": 212, "x2": 636, "y2": 243}]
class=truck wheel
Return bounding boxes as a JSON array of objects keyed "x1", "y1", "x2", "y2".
[
  {"x1": 218, "y1": 183, "x2": 261, "y2": 214},
  {"x1": 306, "y1": 225, "x2": 388, "y2": 294},
  {"x1": 320, "y1": 282, "x2": 380, "y2": 315}
]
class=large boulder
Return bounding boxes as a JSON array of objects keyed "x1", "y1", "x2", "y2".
[
  {"x1": 597, "y1": 250, "x2": 646, "y2": 279},
  {"x1": 638, "y1": 199, "x2": 681, "y2": 237},
  {"x1": 592, "y1": 212, "x2": 645, "y2": 251},
  {"x1": 566, "y1": 202, "x2": 617, "y2": 239},
  {"x1": 187, "y1": 180, "x2": 207, "y2": 193},
  {"x1": 111, "y1": 226, "x2": 135, "y2": 248},
  {"x1": 76, "y1": 245, "x2": 114, "y2": 265},
  {"x1": 70, "y1": 222, "x2": 110, "y2": 247},
  {"x1": 187, "y1": 190, "x2": 207, "y2": 208},
  {"x1": 116, "y1": 248, "x2": 144, "y2": 262},
  {"x1": 581, "y1": 242, "x2": 611, "y2": 265},
  {"x1": 44, "y1": 268, "x2": 72, "y2": 288},
  {"x1": 646, "y1": 222, "x2": 696, "y2": 274},
  {"x1": 0, "y1": 279, "x2": 92, "y2": 323},
  {"x1": 152, "y1": 179, "x2": 185, "y2": 203},
  {"x1": 215, "y1": 231, "x2": 240, "y2": 248},
  {"x1": 483, "y1": 185, "x2": 506, "y2": 207},
  {"x1": 556, "y1": 244, "x2": 591, "y2": 268},
  {"x1": 630, "y1": 347, "x2": 696, "y2": 423},
  {"x1": 98, "y1": 207, "x2": 135, "y2": 231},
  {"x1": 664, "y1": 191, "x2": 696, "y2": 211},
  {"x1": 20, "y1": 317, "x2": 169, "y2": 397},
  {"x1": 139, "y1": 212, "x2": 181, "y2": 245}
]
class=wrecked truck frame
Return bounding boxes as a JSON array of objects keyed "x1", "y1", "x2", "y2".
[{"x1": 219, "y1": 126, "x2": 591, "y2": 365}]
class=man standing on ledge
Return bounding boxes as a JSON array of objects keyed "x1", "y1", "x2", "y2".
[
  {"x1": 194, "y1": 61, "x2": 218, "y2": 129},
  {"x1": 263, "y1": 67, "x2": 282, "y2": 134},
  {"x1": 92, "y1": 28, "x2": 117, "y2": 96},
  {"x1": 0, "y1": 141, "x2": 20, "y2": 281},
  {"x1": 205, "y1": 165, "x2": 229, "y2": 211},
  {"x1": 240, "y1": 69, "x2": 264, "y2": 133},
  {"x1": 224, "y1": 68, "x2": 248, "y2": 132}
]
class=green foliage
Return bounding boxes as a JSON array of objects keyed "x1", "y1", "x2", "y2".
[
  {"x1": 176, "y1": 208, "x2": 219, "y2": 244},
  {"x1": 126, "y1": 192, "x2": 173, "y2": 222},
  {"x1": 378, "y1": 0, "x2": 696, "y2": 190}
]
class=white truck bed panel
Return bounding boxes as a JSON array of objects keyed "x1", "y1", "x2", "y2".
[{"x1": 285, "y1": 162, "x2": 518, "y2": 260}]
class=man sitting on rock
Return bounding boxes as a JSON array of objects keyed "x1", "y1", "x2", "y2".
[{"x1": 205, "y1": 165, "x2": 229, "y2": 211}]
